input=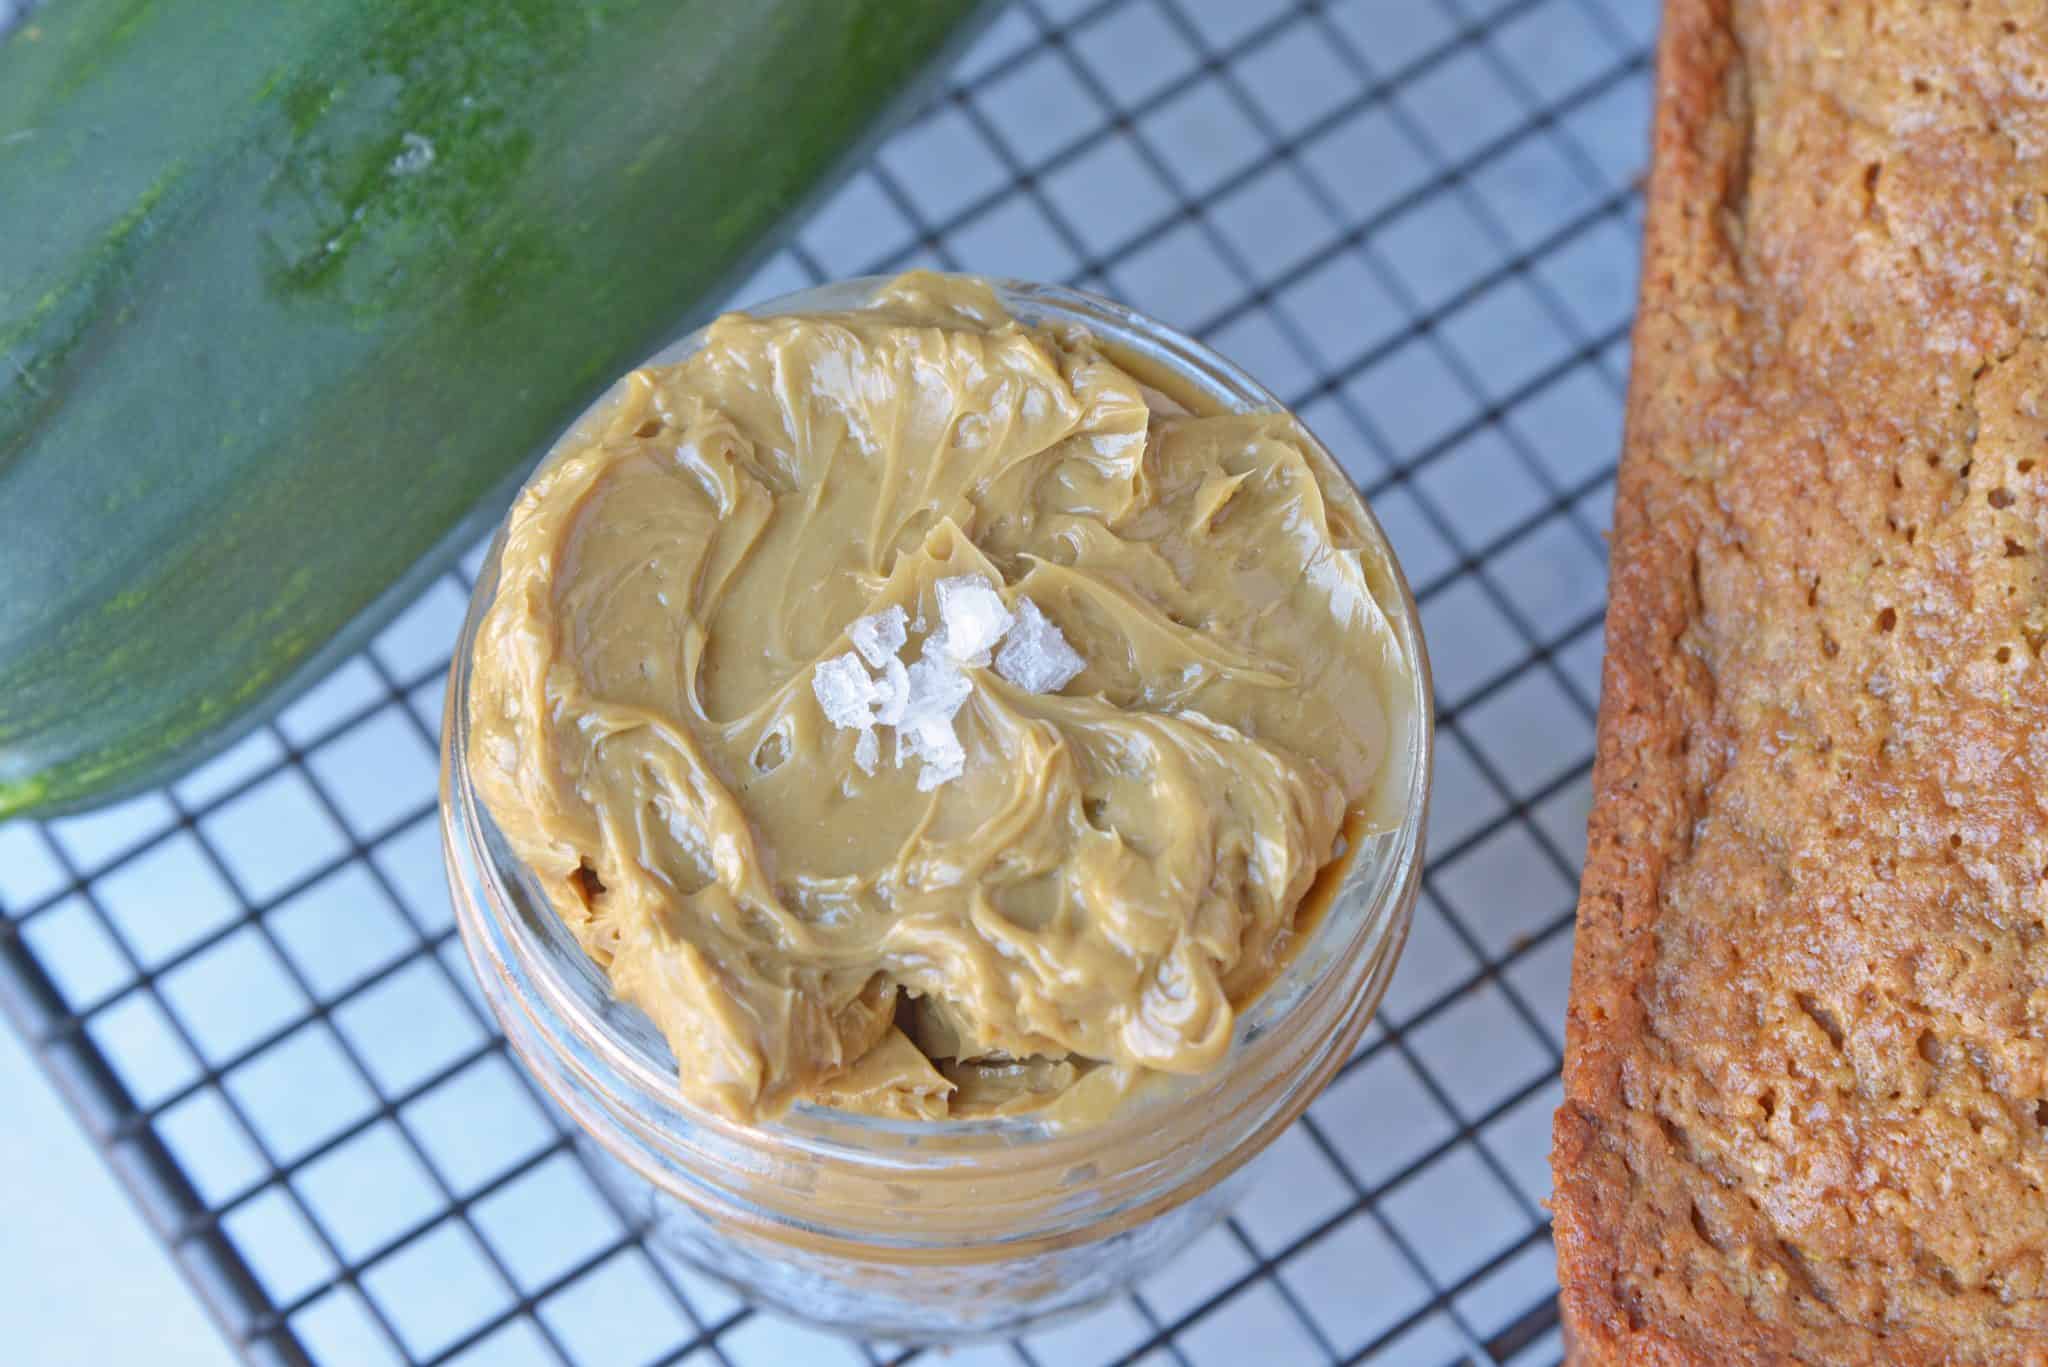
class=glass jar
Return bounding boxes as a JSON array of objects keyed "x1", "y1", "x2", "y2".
[{"x1": 439, "y1": 277, "x2": 1434, "y2": 1342}]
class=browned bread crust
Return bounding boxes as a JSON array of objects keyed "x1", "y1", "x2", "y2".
[{"x1": 1553, "y1": 1, "x2": 2048, "y2": 1361}]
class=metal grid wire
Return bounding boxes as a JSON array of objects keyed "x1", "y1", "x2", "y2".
[{"x1": 0, "y1": 0, "x2": 1656, "y2": 1361}]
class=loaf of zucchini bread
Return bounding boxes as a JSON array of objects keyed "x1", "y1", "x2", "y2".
[{"x1": 1552, "y1": 0, "x2": 2048, "y2": 1360}]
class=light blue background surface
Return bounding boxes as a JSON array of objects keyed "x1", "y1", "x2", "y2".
[{"x1": 0, "y1": 1020, "x2": 230, "y2": 1366}]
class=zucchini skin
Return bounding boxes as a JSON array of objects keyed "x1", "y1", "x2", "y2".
[{"x1": 0, "y1": 0, "x2": 987, "y2": 817}]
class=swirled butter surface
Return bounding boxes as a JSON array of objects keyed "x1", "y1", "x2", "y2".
[{"x1": 469, "y1": 274, "x2": 1411, "y2": 1123}]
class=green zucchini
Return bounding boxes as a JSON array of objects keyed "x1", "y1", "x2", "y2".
[{"x1": 0, "y1": 0, "x2": 987, "y2": 818}]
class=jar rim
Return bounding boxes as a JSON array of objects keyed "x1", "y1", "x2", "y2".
[{"x1": 441, "y1": 274, "x2": 1434, "y2": 1222}]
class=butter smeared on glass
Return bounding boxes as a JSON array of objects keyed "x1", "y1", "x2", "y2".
[{"x1": 468, "y1": 274, "x2": 1412, "y2": 1124}]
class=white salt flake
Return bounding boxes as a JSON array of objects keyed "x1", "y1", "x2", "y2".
[
  {"x1": 934, "y1": 576, "x2": 1014, "y2": 666},
  {"x1": 874, "y1": 656, "x2": 911, "y2": 728},
  {"x1": 846, "y1": 605, "x2": 909, "y2": 670},
  {"x1": 811, "y1": 652, "x2": 881, "y2": 730},
  {"x1": 995, "y1": 597, "x2": 1086, "y2": 694},
  {"x1": 903, "y1": 650, "x2": 972, "y2": 726},
  {"x1": 853, "y1": 727, "x2": 880, "y2": 775},
  {"x1": 916, "y1": 755, "x2": 964, "y2": 793},
  {"x1": 903, "y1": 715, "x2": 966, "y2": 791}
]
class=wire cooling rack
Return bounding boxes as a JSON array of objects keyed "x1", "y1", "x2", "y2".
[{"x1": 0, "y1": 0, "x2": 1654, "y2": 1361}]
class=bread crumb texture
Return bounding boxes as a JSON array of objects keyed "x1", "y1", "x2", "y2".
[{"x1": 1554, "y1": 1, "x2": 2048, "y2": 1362}]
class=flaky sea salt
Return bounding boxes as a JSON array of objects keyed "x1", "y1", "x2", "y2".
[
  {"x1": 934, "y1": 576, "x2": 1014, "y2": 666},
  {"x1": 994, "y1": 598, "x2": 1086, "y2": 694},
  {"x1": 846, "y1": 605, "x2": 908, "y2": 671},
  {"x1": 874, "y1": 656, "x2": 911, "y2": 728},
  {"x1": 813, "y1": 583, "x2": 1081, "y2": 791},
  {"x1": 902, "y1": 715, "x2": 966, "y2": 790},
  {"x1": 903, "y1": 647, "x2": 972, "y2": 725},
  {"x1": 812, "y1": 651, "x2": 882, "y2": 729}
]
